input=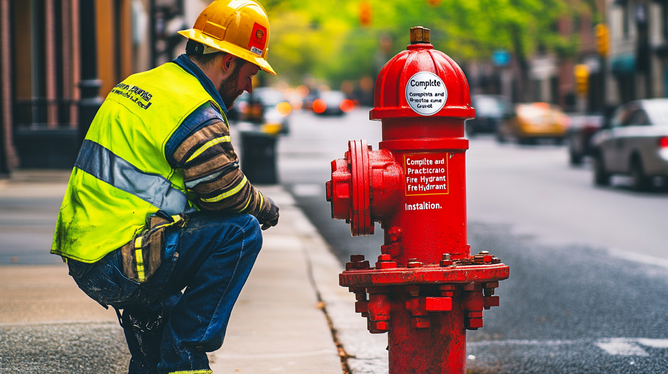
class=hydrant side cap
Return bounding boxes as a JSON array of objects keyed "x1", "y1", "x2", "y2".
[{"x1": 370, "y1": 45, "x2": 474, "y2": 120}]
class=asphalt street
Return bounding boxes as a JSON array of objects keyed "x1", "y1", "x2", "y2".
[
  {"x1": 280, "y1": 109, "x2": 668, "y2": 373},
  {"x1": 4, "y1": 107, "x2": 668, "y2": 373}
]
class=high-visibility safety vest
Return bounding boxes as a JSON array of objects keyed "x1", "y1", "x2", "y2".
[{"x1": 51, "y1": 61, "x2": 225, "y2": 263}]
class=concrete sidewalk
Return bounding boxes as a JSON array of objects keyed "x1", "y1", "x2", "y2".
[
  {"x1": 0, "y1": 172, "x2": 387, "y2": 373},
  {"x1": 208, "y1": 185, "x2": 342, "y2": 373}
]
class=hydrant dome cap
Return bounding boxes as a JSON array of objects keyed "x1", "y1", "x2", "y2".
[{"x1": 370, "y1": 44, "x2": 474, "y2": 120}]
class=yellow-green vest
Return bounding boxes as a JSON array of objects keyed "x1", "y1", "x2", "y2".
[{"x1": 51, "y1": 62, "x2": 224, "y2": 263}]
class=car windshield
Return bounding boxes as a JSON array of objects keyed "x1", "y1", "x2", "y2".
[
  {"x1": 474, "y1": 96, "x2": 506, "y2": 117},
  {"x1": 517, "y1": 104, "x2": 551, "y2": 122},
  {"x1": 255, "y1": 89, "x2": 285, "y2": 106},
  {"x1": 321, "y1": 91, "x2": 345, "y2": 102}
]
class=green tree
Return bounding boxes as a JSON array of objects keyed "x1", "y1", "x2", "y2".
[{"x1": 263, "y1": 0, "x2": 589, "y2": 99}]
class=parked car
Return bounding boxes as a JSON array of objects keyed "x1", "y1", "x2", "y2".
[
  {"x1": 229, "y1": 88, "x2": 291, "y2": 135},
  {"x1": 566, "y1": 115, "x2": 604, "y2": 165},
  {"x1": 254, "y1": 87, "x2": 292, "y2": 134},
  {"x1": 466, "y1": 94, "x2": 511, "y2": 136},
  {"x1": 591, "y1": 99, "x2": 668, "y2": 190},
  {"x1": 312, "y1": 91, "x2": 354, "y2": 116},
  {"x1": 496, "y1": 102, "x2": 570, "y2": 144}
]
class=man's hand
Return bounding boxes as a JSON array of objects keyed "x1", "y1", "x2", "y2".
[{"x1": 258, "y1": 197, "x2": 279, "y2": 230}]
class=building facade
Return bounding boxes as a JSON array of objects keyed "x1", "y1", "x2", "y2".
[
  {"x1": 466, "y1": 0, "x2": 668, "y2": 112},
  {"x1": 0, "y1": 0, "x2": 202, "y2": 174}
]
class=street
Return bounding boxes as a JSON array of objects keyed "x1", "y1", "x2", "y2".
[
  {"x1": 280, "y1": 108, "x2": 668, "y2": 373},
  {"x1": 3, "y1": 107, "x2": 668, "y2": 373}
]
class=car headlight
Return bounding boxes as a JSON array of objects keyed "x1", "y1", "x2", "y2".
[{"x1": 276, "y1": 102, "x2": 292, "y2": 116}]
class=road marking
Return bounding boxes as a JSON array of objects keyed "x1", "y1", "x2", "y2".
[
  {"x1": 608, "y1": 248, "x2": 668, "y2": 271},
  {"x1": 469, "y1": 338, "x2": 668, "y2": 357},
  {"x1": 636, "y1": 338, "x2": 668, "y2": 348},
  {"x1": 595, "y1": 339, "x2": 649, "y2": 356},
  {"x1": 469, "y1": 339, "x2": 577, "y2": 347}
]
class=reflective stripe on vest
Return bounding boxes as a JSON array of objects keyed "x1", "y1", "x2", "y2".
[{"x1": 76, "y1": 139, "x2": 188, "y2": 215}]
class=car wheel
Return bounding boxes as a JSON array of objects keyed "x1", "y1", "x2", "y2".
[
  {"x1": 518, "y1": 137, "x2": 534, "y2": 145},
  {"x1": 593, "y1": 153, "x2": 611, "y2": 186},
  {"x1": 630, "y1": 157, "x2": 651, "y2": 191},
  {"x1": 569, "y1": 150, "x2": 583, "y2": 165}
]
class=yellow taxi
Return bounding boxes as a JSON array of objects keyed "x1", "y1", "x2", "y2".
[{"x1": 496, "y1": 102, "x2": 570, "y2": 144}]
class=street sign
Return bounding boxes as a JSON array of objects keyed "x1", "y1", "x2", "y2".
[{"x1": 492, "y1": 50, "x2": 511, "y2": 67}]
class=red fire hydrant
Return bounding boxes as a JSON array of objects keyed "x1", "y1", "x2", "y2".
[{"x1": 325, "y1": 27, "x2": 509, "y2": 373}]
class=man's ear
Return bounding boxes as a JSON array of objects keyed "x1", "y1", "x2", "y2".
[{"x1": 221, "y1": 54, "x2": 236, "y2": 73}]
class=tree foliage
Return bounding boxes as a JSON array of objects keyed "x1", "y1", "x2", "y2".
[{"x1": 262, "y1": 0, "x2": 593, "y2": 87}]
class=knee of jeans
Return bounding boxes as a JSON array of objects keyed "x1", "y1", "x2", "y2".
[{"x1": 240, "y1": 215, "x2": 263, "y2": 253}]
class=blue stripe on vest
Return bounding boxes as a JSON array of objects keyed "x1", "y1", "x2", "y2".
[
  {"x1": 165, "y1": 102, "x2": 225, "y2": 167},
  {"x1": 76, "y1": 139, "x2": 189, "y2": 215}
]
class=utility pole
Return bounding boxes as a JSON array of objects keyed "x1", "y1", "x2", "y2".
[
  {"x1": 78, "y1": 0, "x2": 102, "y2": 144},
  {"x1": 635, "y1": 3, "x2": 652, "y2": 98}
]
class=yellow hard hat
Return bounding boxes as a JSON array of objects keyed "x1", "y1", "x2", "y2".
[{"x1": 178, "y1": 0, "x2": 276, "y2": 75}]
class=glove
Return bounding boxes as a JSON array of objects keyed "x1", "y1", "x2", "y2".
[{"x1": 258, "y1": 197, "x2": 279, "y2": 230}]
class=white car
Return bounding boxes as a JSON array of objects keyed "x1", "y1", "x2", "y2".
[{"x1": 591, "y1": 99, "x2": 668, "y2": 190}]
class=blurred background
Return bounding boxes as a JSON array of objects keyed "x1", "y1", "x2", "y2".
[{"x1": 0, "y1": 0, "x2": 663, "y2": 173}]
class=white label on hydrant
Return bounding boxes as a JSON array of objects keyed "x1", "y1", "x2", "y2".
[
  {"x1": 405, "y1": 71, "x2": 447, "y2": 116},
  {"x1": 404, "y1": 152, "x2": 449, "y2": 196}
]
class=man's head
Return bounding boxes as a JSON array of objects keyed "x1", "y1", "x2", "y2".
[
  {"x1": 188, "y1": 50, "x2": 260, "y2": 109},
  {"x1": 186, "y1": 47, "x2": 260, "y2": 109},
  {"x1": 178, "y1": 0, "x2": 275, "y2": 75}
]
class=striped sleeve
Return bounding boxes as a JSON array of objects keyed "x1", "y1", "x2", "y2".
[{"x1": 166, "y1": 102, "x2": 271, "y2": 217}]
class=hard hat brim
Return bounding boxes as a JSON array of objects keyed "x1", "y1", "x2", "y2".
[{"x1": 178, "y1": 29, "x2": 277, "y2": 76}]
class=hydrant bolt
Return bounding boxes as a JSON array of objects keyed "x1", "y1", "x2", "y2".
[
  {"x1": 375, "y1": 254, "x2": 397, "y2": 269},
  {"x1": 440, "y1": 253, "x2": 453, "y2": 266},
  {"x1": 388, "y1": 226, "x2": 402, "y2": 242},
  {"x1": 378, "y1": 254, "x2": 392, "y2": 261},
  {"x1": 355, "y1": 260, "x2": 370, "y2": 269},
  {"x1": 350, "y1": 254, "x2": 365, "y2": 262}
]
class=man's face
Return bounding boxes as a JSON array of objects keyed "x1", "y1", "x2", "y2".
[{"x1": 218, "y1": 58, "x2": 260, "y2": 109}]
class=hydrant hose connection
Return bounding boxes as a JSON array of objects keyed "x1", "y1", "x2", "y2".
[{"x1": 325, "y1": 27, "x2": 509, "y2": 373}]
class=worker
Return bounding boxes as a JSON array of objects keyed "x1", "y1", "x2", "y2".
[{"x1": 50, "y1": 1, "x2": 279, "y2": 373}]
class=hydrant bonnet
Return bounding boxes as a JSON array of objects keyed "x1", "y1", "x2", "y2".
[{"x1": 370, "y1": 26, "x2": 475, "y2": 120}]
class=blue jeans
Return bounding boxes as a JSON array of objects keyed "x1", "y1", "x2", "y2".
[{"x1": 68, "y1": 212, "x2": 263, "y2": 374}]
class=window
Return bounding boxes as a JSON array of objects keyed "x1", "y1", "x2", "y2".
[
  {"x1": 627, "y1": 109, "x2": 650, "y2": 126},
  {"x1": 610, "y1": 106, "x2": 633, "y2": 127}
]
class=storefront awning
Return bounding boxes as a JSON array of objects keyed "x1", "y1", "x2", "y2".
[{"x1": 611, "y1": 54, "x2": 635, "y2": 75}]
